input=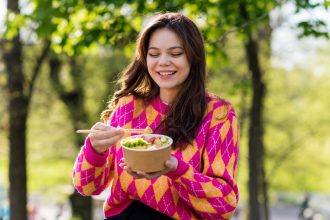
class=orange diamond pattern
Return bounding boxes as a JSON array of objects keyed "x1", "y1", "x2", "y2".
[
  {"x1": 135, "y1": 179, "x2": 150, "y2": 198},
  {"x1": 188, "y1": 195, "x2": 217, "y2": 214},
  {"x1": 152, "y1": 176, "x2": 169, "y2": 203},
  {"x1": 81, "y1": 158, "x2": 93, "y2": 171}
]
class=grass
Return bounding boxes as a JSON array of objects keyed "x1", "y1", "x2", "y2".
[
  {"x1": 1, "y1": 149, "x2": 75, "y2": 203},
  {"x1": 28, "y1": 157, "x2": 75, "y2": 202}
]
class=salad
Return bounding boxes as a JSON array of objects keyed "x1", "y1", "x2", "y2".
[{"x1": 122, "y1": 136, "x2": 170, "y2": 150}]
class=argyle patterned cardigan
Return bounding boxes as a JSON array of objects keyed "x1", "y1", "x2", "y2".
[{"x1": 72, "y1": 94, "x2": 239, "y2": 219}]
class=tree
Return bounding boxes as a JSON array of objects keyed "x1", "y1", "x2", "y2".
[
  {"x1": 48, "y1": 54, "x2": 91, "y2": 219},
  {"x1": 1, "y1": 0, "x2": 50, "y2": 219}
]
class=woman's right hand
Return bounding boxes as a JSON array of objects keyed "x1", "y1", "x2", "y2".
[{"x1": 89, "y1": 122, "x2": 125, "y2": 154}]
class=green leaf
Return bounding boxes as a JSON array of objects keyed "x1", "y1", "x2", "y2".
[{"x1": 4, "y1": 12, "x2": 26, "y2": 39}]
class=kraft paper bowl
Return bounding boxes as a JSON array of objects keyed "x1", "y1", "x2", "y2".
[{"x1": 120, "y1": 134, "x2": 173, "y2": 173}]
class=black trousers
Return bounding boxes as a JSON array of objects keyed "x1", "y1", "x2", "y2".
[{"x1": 105, "y1": 200, "x2": 173, "y2": 220}]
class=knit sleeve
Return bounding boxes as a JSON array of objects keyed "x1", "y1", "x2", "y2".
[
  {"x1": 166, "y1": 103, "x2": 239, "y2": 219},
  {"x1": 72, "y1": 98, "x2": 124, "y2": 196}
]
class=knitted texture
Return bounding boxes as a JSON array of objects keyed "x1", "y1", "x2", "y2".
[{"x1": 72, "y1": 94, "x2": 239, "y2": 219}]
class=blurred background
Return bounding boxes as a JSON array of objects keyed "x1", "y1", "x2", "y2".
[{"x1": 0, "y1": 0, "x2": 330, "y2": 220}]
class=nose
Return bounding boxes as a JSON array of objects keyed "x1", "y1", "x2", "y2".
[{"x1": 159, "y1": 55, "x2": 170, "y2": 66}]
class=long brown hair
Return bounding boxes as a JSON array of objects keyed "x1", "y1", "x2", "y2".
[{"x1": 102, "y1": 12, "x2": 207, "y2": 149}]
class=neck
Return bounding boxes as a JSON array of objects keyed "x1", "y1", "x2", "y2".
[{"x1": 160, "y1": 89, "x2": 177, "y2": 105}]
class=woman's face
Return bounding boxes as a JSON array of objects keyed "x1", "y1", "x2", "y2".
[{"x1": 146, "y1": 28, "x2": 190, "y2": 102}]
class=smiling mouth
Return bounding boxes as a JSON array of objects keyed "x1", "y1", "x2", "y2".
[{"x1": 158, "y1": 71, "x2": 176, "y2": 76}]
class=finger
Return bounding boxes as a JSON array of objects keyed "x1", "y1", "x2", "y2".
[
  {"x1": 136, "y1": 171, "x2": 147, "y2": 176},
  {"x1": 165, "y1": 160, "x2": 176, "y2": 170},
  {"x1": 91, "y1": 122, "x2": 124, "y2": 134},
  {"x1": 93, "y1": 133, "x2": 124, "y2": 147},
  {"x1": 144, "y1": 173, "x2": 159, "y2": 180},
  {"x1": 91, "y1": 122, "x2": 108, "y2": 130},
  {"x1": 119, "y1": 162, "x2": 127, "y2": 168},
  {"x1": 92, "y1": 128, "x2": 125, "y2": 139},
  {"x1": 165, "y1": 156, "x2": 178, "y2": 171},
  {"x1": 137, "y1": 170, "x2": 163, "y2": 180},
  {"x1": 124, "y1": 165, "x2": 134, "y2": 173}
]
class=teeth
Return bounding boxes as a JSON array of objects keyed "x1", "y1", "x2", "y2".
[{"x1": 159, "y1": 71, "x2": 175, "y2": 75}]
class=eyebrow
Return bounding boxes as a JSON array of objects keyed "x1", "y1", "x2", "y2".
[{"x1": 148, "y1": 46, "x2": 184, "y2": 50}]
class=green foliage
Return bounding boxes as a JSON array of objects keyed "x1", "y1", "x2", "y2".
[
  {"x1": 2, "y1": 0, "x2": 273, "y2": 55},
  {"x1": 265, "y1": 62, "x2": 330, "y2": 193},
  {"x1": 82, "y1": 48, "x2": 131, "y2": 119},
  {"x1": 207, "y1": 35, "x2": 251, "y2": 107},
  {"x1": 325, "y1": 0, "x2": 330, "y2": 8},
  {"x1": 297, "y1": 20, "x2": 330, "y2": 39},
  {"x1": 4, "y1": 12, "x2": 26, "y2": 39},
  {"x1": 3, "y1": 0, "x2": 328, "y2": 59},
  {"x1": 295, "y1": 0, "x2": 322, "y2": 10}
]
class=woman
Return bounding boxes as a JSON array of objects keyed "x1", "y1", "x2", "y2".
[{"x1": 72, "y1": 12, "x2": 239, "y2": 220}]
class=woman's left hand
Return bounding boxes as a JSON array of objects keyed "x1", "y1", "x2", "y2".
[{"x1": 119, "y1": 156, "x2": 178, "y2": 180}]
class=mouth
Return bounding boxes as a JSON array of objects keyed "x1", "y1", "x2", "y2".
[{"x1": 157, "y1": 71, "x2": 176, "y2": 76}]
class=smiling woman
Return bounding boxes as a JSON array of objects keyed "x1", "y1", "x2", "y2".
[{"x1": 72, "y1": 12, "x2": 239, "y2": 220}]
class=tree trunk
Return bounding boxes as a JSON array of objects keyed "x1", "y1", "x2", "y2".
[
  {"x1": 2, "y1": 3, "x2": 50, "y2": 220},
  {"x1": 239, "y1": 3, "x2": 268, "y2": 220},
  {"x1": 2, "y1": 1, "x2": 27, "y2": 219},
  {"x1": 248, "y1": 33, "x2": 268, "y2": 220},
  {"x1": 245, "y1": 33, "x2": 267, "y2": 220},
  {"x1": 3, "y1": 36, "x2": 28, "y2": 220},
  {"x1": 49, "y1": 55, "x2": 92, "y2": 220}
]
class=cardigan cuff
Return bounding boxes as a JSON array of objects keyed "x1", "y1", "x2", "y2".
[
  {"x1": 84, "y1": 137, "x2": 109, "y2": 167},
  {"x1": 165, "y1": 154, "x2": 189, "y2": 180}
]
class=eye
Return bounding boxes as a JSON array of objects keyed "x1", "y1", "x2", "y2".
[
  {"x1": 172, "y1": 53, "x2": 183, "y2": 57},
  {"x1": 148, "y1": 53, "x2": 159, "y2": 57}
]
